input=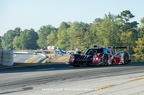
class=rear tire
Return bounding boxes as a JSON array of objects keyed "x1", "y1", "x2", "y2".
[{"x1": 123, "y1": 52, "x2": 129, "y2": 64}]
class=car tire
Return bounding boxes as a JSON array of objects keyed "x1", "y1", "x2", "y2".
[
  {"x1": 102, "y1": 54, "x2": 108, "y2": 65},
  {"x1": 123, "y1": 52, "x2": 129, "y2": 64}
]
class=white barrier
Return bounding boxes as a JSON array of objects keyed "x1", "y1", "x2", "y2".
[
  {"x1": 35, "y1": 54, "x2": 47, "y2": 63},
  {"x1": 1, "y1": 50, "x2": 14, "y2": 66},
  {"x1": 13, "y1": 52, "x2": 34, "y2": 54},
  {"x1": 14, "y1": 52, "x2": 29, "y2": 54}
]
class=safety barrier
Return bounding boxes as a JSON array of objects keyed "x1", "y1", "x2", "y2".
[
  {"x1": 35, "y1": 54, "x2": 47, "y2": 63},
  {"x1": 0, "y1": 49, "x2": 14, "y2": 66}
]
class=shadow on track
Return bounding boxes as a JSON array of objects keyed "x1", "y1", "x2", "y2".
[{"x1": 0, "y1": 62, "x2": 144, "y2": 74}]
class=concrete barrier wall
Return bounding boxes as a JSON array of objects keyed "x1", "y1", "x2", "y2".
[
  {"x1": 2, "y1": 50, "x2": 14, "y2": 66},
  {"x1": 0, "y1": 49, "x2": 14, "y2": 66}
]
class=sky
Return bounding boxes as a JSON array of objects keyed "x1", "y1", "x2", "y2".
[{"x1": 0, "y1": 0, "x2": 144, "y2": 36}]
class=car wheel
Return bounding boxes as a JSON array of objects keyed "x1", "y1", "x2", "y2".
[
  {"x1": 123, "y1": 52, "x2": 129, "y2": 64},
  {"x1": 102, "y1": 54, "x2": 108, "y2": 65}
]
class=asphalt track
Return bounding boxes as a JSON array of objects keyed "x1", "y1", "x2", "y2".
[
  {"x1": 14, "y1": 54, "x2": 43, "y2": 63},
  {"x1": 0, "y1": 62, "x2": 144, "y2": 95},
  {"x1": 14, "y1": 54, "x2": 34, "y2": 63}
]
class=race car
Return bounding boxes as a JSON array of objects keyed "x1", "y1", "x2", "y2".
[{"x1": 68, "y1": 45, "x2": 131, "y2": 67}]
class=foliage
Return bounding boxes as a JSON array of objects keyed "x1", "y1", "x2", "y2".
[
  {"x1": 1, "y1": 10, "x2": 144, "y2": 61},
  {"x1": 19, "y1": 29, "x2": 38, "y2": 49},
  {"x1": 13, "y1": 36, "x2": 21, "y2": 50},
  {"x1": 1, "y1": 27, "x2": 21, "y2": 49},
  {"x1": 37, "y1": 25, "x2": 56, "y2": 49},
  {"x1": 47, "y1": 30, "x2": 58, "y2": 46},
  {"x1": 55, "y1": 22, "x2": 70, "y2": 50},
  {"x1": 133, "y1": 38, "x2": 144, "y2": 62},
  {"x1": 133, "y1": 17, "x2": 144, "y2": 61}
]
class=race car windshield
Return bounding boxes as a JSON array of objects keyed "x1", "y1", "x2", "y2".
[{"x1": 85, "y1": 49, "x2": 103, "y2": 55}]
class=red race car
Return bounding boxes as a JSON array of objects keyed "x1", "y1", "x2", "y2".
[{"x1": 68, "y1": 45, "x2": 131, "y2": 67}]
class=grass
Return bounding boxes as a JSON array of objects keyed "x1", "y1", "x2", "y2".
[
  {"x1": 41, "y1": 54, "x2": 56, "y2": 63},
  {"x1": 42, "y1": 54, "x2": 70, "y2": 63}
]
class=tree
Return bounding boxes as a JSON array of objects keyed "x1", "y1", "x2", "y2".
[
  {"x1": 14, "y1": 27, "x2": 21, "y2": 36},
  {"x1": 56, "y1": 30, "x2": 70, "y2": 50},
  {"x1": 82, "y1": 31, "x2": 92, "y2": 51},
  {"x1": 19, "y1": 29, "x2": 38, "y2": 49},
  {"x1": 55, "y1": 22, "x2": 70, "y2": 50},
  {"x1": 133, "y1": 38, "x2": 144, "y2": 62},
  {"x1": 13, "y1": 36, "x2": 21, "y2": 50},
  {"x1": 47, "y1": 30, "x2": 58, "y2": 46},
  {"x1": 1, "y1": 27, "x2": 22, "y2": 50},
  {"x1": 2, "y1": 30, "x2": 15, "y2": 50},
  {"x1": 118, "y1": 10, "x2": 134, "y2": 23},
  {"x1": 117, "y1": 10, "x2": 138, "y2": 47},
  {"x1": 133, "y1": 17, "x2": 144, "y2": 61},
  {"x1": 37, "y1": 25, "x2": 56, "y2": 49},
  {"x1": 58, "y1": 22, "x2": 70, "y2": 31},
  {"x1": 0, "y1": 10, "x2": 142, "y2": 60},
  {"x1": 93, "y1": 13, "x2": 121, "y2": 46},
  {"x1": 137, "y1": 17, "x2": 144, "y2": 38},
  {"x1": 67, "y1": 22, "x2": 89, "y2": 50},
  {"x1": 120, "y1": 32, "x2": 133, "y2": 46}
]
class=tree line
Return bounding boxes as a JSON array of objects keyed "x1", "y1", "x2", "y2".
[{"x1": 0, "y1": 10, "x2": 144, "y2": 61}]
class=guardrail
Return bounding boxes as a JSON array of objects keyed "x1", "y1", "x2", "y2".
[
  {"x1": 35, "y1": 54, "x2": 47, "y2": 63},
  {"x1": 14, "y1": 52, "x2": 35, "y2": 54}
]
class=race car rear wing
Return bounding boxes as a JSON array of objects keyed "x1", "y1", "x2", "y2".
[
  {"x1": 108, "y1": 46, "x2": 129, "y2": 49},
  {"x1": 107, "y1": 46, "x2": 130, "y2": 53}
]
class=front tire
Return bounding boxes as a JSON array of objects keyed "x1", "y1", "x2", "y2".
[{"x1": 102, "y1": 54, "x2": 108, "y2": 65}]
